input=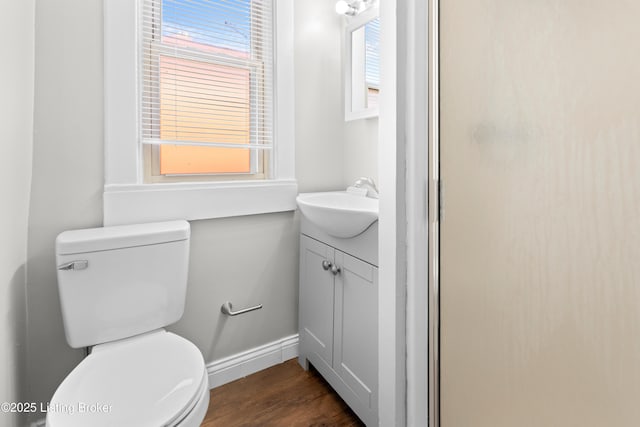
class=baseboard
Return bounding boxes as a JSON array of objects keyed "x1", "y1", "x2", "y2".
[{"x1": 207, "y1": 333, "x2": 299, "y2": 389}]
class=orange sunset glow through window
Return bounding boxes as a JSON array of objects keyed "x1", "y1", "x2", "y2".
[{"x1": 158, "y1": 54, "x2": 252, "y2": 175}]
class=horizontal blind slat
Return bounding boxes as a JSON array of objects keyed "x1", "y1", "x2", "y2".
[{"x1": 142, "y1": 138, "x2": 273, "y2": 149}]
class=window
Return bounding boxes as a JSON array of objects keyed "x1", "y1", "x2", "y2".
[
  {"x1": 141, "y1": 0, "x2": 273, "y2": 181},
  {"x1": 103, "y1": 0, "x2": 295, "y2": 225}
]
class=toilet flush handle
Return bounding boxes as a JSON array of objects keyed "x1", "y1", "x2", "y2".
[{"x1": 58, "y1": 260, "x2": 89, "y2": 271}]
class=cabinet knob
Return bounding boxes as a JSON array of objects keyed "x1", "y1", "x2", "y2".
[
  {"x1": 331, "y1": 265, "x2": 341, "y2": 275},
  {"x1": 322, "y1": 260, "x2": 332, "y2": 271}
]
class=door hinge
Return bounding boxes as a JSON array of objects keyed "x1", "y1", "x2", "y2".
[{"x1": 437, "y1": 179, "x2": 444, "y2": 222}]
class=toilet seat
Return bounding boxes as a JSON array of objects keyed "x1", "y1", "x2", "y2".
[{"x1": 46, "y1": 330, "x2": 209, "y2": 427}]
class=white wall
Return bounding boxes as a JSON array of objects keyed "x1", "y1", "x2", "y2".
[
  {"x1": 295, "y1": 0, "x2": 379, "y2": 191},
  {"x1": 294, "y1": 0, "x2": 346, "y2": 192},
  {"x1": 340, "y1": 3, "x2": 379, "y2": 187},
  {"x1": 0, "y1": 1, "x2": 35, "y2": 426},
  {"x1": 23, "y1": 0, "x2": 378, "y2": 421},
  {"x1": 344, "y1": 119, "x2": 379, "y2": 186}
]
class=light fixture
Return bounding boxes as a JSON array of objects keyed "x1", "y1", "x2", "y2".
[
  {"x1": 335, "y1": 0, "x2": 357, "y2": 16},
  {"x1": 335, "y1": 0, "x2": 376, "y2": 17}
]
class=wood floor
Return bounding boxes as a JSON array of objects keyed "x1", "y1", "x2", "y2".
[{"x1": 200, "y1": 359, "x2": 364, "y2": 427}]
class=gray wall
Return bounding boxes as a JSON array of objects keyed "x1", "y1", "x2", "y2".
[
  {"x1": 26, "y1": 0, "x2": 105, "y2": 419},
  {"x1": 23, "y1": 0, "x2": 378, "y2": 421},
  {"x1": 169, "y1": 214, "x2": 300, "y2": 362},
  {"x1": 0, "y1": 1, "x2": 34, "y2": 426}
]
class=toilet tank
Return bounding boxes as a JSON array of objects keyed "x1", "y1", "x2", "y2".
[{"x1": 55, "y1": 220, "x2": 190, "y2": 348}]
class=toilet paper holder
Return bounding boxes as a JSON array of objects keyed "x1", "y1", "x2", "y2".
[{"x1": 220, "y1": 301, "x2": 263, "y2": 316}]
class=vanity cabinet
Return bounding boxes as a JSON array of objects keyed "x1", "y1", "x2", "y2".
[{"x1": 298, "y1": 223, "x2": 378, "y2": 426}]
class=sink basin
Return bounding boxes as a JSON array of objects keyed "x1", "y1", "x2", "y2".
[{"x1": 296, "y1": 191, "x2": 379, "y2": 238}]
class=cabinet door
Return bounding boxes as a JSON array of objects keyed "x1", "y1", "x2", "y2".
[
  {"x1": 299, "y1": 235, "x2": 335, "y2": 366},
  {"x1": 334, "y1": 251, "x2": 378, "y2": 410}
]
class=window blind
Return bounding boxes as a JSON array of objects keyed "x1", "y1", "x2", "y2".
[
  {"x1": 140, "y1": 0, "x2": 274, "y2": 151},
  {"x1": 365, "y1": 17, "x2": 380, "y2": 89}
]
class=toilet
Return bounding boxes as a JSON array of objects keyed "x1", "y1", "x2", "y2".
[{"x1": 47, "y1": 220, "x2": 209, "y2": 427}]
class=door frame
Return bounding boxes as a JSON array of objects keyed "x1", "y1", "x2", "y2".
[
  {"x1": 403, "y1": 0, "x2": 431, "y2": 425},
  {"x1": 427, "y1": 0, "x2": 440, "y2": 425},
  {"x1": 402, "y1": 0, "x2": 441, "y2": 424},
  {"x1": 379, "y1": 0, "x2": 438, "y2": 425}
]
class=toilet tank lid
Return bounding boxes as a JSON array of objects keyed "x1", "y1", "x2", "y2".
[{"x1": 56, "y1": 220, "x2": 190, "y2": 255}]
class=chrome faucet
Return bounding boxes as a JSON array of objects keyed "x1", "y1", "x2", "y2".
[{"x1": 353, "y1": 177, "x2": 379, "y2": 199}]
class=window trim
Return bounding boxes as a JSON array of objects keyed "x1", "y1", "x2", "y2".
[{"x1": 104, "y1": 0, "x2": 296, "y2": 226}]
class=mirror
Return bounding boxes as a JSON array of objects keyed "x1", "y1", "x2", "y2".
[{"x1": 344, "y1": 8, "x2": 380, "y2": 121}]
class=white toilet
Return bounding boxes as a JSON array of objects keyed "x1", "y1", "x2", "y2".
[{"x1": 47, "y1": 220, "x2": 209, "y2": 427}]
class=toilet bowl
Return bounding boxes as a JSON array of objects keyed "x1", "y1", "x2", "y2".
[
  {"x1": 48, "y1": 221, "x2": 209, "y2": 427},
  {"x1": 47, "y1": 330, "x2": 209, "y2": 427}
]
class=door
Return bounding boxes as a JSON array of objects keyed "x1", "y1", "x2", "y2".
[
  {"x1": 440, "y1": 2, "x2": 640, "y2": 426},
  {"x1": 334, "y1": 251, "x2": 378, "y2": 411},
  {"x1": 299, "y1": 236, "x2": 335, "y2": 365}
]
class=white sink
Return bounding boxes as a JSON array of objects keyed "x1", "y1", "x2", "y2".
[{"x1": 296, "y1": 191, "x2": 379, "y2": 238}]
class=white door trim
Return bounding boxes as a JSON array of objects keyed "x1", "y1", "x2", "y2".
[
  {"x1": 378, "y1": 0, "x2": 432, "y2": 425},
  {"x1": 378, "y1": 0, "x2": 405, "y2": 425},
  {"x1": 404, "y1": 0, "x2": 431, "y2": 425}
]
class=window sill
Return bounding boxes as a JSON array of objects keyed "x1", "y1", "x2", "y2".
[{"x1": 103, "y1": 179, "x2": 298, "y2": 226}]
